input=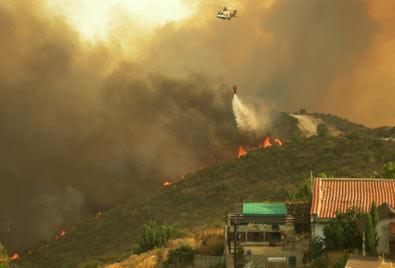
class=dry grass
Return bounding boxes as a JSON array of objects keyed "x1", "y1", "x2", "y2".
[{"x1": 103, "y1": 237, "x2": 196, "y2": 268}]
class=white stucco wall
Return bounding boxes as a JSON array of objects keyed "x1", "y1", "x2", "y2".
[{"x1": 312, "y1": 223, "x2": 325, "y2": 239}]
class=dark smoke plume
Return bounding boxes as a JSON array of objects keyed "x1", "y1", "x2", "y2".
[{"x1": 145, "y1": 0, "x2": 394, "y2": 126}]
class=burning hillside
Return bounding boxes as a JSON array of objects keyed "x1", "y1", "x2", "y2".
[
  {"x1": 21, "y1": 131, "x2": 395, "y2": 267},
  {"x1": 238, "y1": 146, "x2": 247, "y2": 159},
  {"x1": 237, "y1": 136, "x2": 283, "y2": 158}
]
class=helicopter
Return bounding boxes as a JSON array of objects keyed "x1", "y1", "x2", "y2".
[{"x1": 217, "y1": 6, "x2": 237, "y2": 20}]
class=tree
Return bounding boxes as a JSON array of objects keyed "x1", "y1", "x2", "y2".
[
  {"x1": 380, "y1": 162, "x2": 395, "y2": 179},
  {"x1": 289, "y1": 173, "x2": 327, "y2": 202},
  {"x1": 367, "y1": 202, "x2": 379, "y2": 254},
  {"x1": 370, "y1": 202, "x2": 379, "y2": 229},
  {"x1": 288, "y1": 176, "x2": 312, "y2": 201},
  {"x1": 365, "y1": 213, "x2": 375, "y2": 255},
  {"x1": 165, "y1": 245, "x2": 195, "y2": 266},
  {"x1": 323, "y1": 208, "x2": 363, "y2": 251}
]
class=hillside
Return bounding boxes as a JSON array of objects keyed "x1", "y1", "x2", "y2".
[{"x1": 21, "y1": 129, "x2": 395, "y2": 267}]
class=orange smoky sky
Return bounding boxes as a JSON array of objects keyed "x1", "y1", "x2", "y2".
[{"x1": 106, "y1": 0, "x2": 395, "y2": 127}]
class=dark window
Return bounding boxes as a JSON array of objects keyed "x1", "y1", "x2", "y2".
[
  {"x1": 247, "y1": 232, "x2": 263, "y2": 242},
  {"x1": 270, "y1": 232, "x2": 281, "y2": 242}
]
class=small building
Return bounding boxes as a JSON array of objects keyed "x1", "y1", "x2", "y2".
[
  {"x1": 225, "y1": 202, "x2": 310, "y2": 267},
  {"x1": 227, "y1": 203, "x2": 290, "y2": 246}
]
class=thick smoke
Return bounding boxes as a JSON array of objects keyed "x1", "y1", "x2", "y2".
[
  {"x1": 145, "y1": 0, "x2": 395, "y2": 126},
  {"x1": 1, "y1": 0, "x2": 394, "y2": 249},
  {"x1": 0, "y1": 1, "x2": 243, "y2": 248}
]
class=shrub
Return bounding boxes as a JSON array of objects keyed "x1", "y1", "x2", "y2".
[
  {"x1": 317, "y1": 123, "x2": 330, "y2": 137},
  {"x1": 136, "y1": 221, "x2": 179, "y2": 253},
  {"x1": 165, "y1": 245, "x2": 195, "y2": 266},
  {"x1": 308, "y1": 237, "x2": 325, "y2": 259},
  {"x1": 323, "y1": 208, "x2": 363, "y2": 251},
  {"x1": 380, "y1": 162, "x2": 395, "y2": 179},
  {"x1": 311, "y1": 254, "x2": 329, "y2": 268}
]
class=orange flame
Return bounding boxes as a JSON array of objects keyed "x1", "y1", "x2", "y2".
[
  {"x1": 238, "y1": 145, "x2": 247, "y2": 158},
  {"x1": 163, "y1": 181, "x2": 172, "y2": 187},
  {"x1": 274, "y1": 138, "x2": 283, "y2": 146},
  {"x1": 10, "y1": 253, "x2": 19, "y2": 261},
  {"x1": 259, "y1": 137, "x2": 272, "y2": 148},
  {"x1": 59, "y1": 229, "x2": 66, "y2": 237},
  {"x1": 95, "y1": 211, "x2": 102, "y2": 219}
]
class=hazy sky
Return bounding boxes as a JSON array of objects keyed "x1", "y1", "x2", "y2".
[{"x1": 46, "y1": 0, "x2": 192, "y2": 40}]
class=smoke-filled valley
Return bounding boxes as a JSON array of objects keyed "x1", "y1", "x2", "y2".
[{"x1": 1, "y1": 0, "x2": 395, "y2": 251}]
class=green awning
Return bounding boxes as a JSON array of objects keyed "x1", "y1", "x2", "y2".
[{"x1": 242, "y1": 203, "x2": 286, "y2": 216}]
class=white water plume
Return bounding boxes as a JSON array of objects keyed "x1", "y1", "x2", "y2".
[{"x1": 232, "y1": 94, "x2": 259, "y2": 132}]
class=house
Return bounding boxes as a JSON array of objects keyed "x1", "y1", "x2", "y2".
[
  {"x1": 311, "y1": 178, "x2": 395, "y2": 239},
  {"x1": 226, "y1": 203, "x2": 290, "y2": 246},
  {"x1": 225, "y1": 202, "x2": 310, "y2": 267},
  {"x1": 377, "y1": 203, "x2": 395, "y2": 258}
]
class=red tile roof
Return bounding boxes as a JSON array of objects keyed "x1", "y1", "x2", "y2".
[{"x1": 311, "y1": 178, "x2": 395, "y2": 219}]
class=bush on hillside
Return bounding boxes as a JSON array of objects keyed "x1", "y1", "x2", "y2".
[
  {"x1": 380, "y1": 162, "x2": 395, "y2": 179},
  {"x1": 317, "y1": 123, "x2": 330, "y2": 137},
  {"x1": 165, "y1": 245, "x2": 195, "y2": 266},
  {"x1": 136, "y1": 221, "x2": 180, "y2": 253}
]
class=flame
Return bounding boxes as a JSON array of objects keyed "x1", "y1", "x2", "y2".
[
  {"x1": 10, "y1": 253, "x2": 19, "y2": 261},
  {"x1": 59, "y1": 229, "x2": 66, "y2": 237},
  {"x1": 95, "y1": 211, "x2": 102, "y2": 219},
  {"x1": 259, "y1": 137, "x2": 272, "y2": 148},
  {"x1": 274, "y1": 138, "x2": 283, "y2": 146},
  {"x1": 238, "y1": 145, "x2": 247, "y2": 158},
  {"x1": 163, "y1": 181, "x2": 172, "y2": 187}
]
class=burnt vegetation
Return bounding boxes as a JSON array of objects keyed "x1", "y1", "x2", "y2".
[{"x1": 21, "y1": 115, "x2": 395, "y2": 268}]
